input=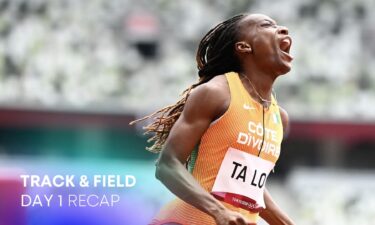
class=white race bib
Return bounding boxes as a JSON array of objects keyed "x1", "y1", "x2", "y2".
[{"x1": 211, "y1": 147, "x2": 275, "y2": 212}]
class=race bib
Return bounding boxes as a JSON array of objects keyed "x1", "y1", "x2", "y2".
[{"x1": 211, "y1": 147, "x2": 275, "y2": 212}]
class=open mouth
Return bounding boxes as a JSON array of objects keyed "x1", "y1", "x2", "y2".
[{"x1": 279, "y1": 36, "x2": 293, "y2": 61}]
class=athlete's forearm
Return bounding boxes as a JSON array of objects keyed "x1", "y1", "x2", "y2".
[
  {"x1": 260, "y1": 188, "x2": 295, "y2": 225},
  {"x1": 155, "y1": 151, "x2": 226, "y2": 219}
]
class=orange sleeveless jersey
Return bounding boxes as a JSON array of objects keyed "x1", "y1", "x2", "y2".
[{"x1": 151, "y1": 72, "x2": 284, "y2": 225}]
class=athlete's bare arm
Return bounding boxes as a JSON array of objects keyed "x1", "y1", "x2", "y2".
[
  {"x1": 260, "y1": 107, "x2": 295, "y2": 225},
  {"x1": 156, "y1": 75, "x2": 251, "y2": 225}
]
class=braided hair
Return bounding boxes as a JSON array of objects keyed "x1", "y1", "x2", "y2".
[{"x1": 130, "y1": 14, "x2": 246, "y2": 153}]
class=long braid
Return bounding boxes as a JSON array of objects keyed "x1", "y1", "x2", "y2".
[{"x1": 130, "y1": 14, "x2": 246, "y2": 153}]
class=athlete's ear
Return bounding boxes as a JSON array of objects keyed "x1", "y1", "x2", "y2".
[{"x1": 235, "y1": 41, "x2": 252, "y2": 54}]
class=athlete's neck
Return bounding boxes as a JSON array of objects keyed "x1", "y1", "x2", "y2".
[{"x1": 240, "y1": 68, "x2": 275, "y2": 103}]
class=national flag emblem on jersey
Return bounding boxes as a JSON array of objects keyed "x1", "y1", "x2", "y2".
[{"x1": 272, "y1": 112, "x2": 280, "y2": 124}]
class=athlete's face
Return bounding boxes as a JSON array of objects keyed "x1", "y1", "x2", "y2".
[{"x1": 236, "y1": 14, "x2": 293, "y2": 75}]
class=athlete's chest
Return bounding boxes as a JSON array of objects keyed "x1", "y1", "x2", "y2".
[{"x1": 226, "y1": 102, "x2": 283, "y2": 162}]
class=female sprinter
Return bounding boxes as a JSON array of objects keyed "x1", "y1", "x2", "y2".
[{"x1": 131, "y1": 13, "x2": 296, "y2": 225}]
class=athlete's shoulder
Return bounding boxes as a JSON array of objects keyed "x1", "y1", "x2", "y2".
[
  {"x1": 207, "y1": 74, "x2": 229, "y2": 89},
  {"x1": 184, "y1": 74, "x2": 229, "y2": 121},
  {"x1": 190, "y1": 74, "x2": 229, "y2": 101},
  {"x1": 278, "y1": 106, "x2": 290, "y2": 137}
]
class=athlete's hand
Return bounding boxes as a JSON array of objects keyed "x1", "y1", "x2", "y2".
[{"x1": 214, "y1": 208, "x2": 251, "y2": 225}]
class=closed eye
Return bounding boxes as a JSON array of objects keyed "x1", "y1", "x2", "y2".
[{"x1": 261, "y1": 23, "x2": 277, "y2": 28}]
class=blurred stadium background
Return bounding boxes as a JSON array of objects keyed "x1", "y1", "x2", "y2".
[{"x1": 0, "y1": 0, "x2": 374, "y2": 224}]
